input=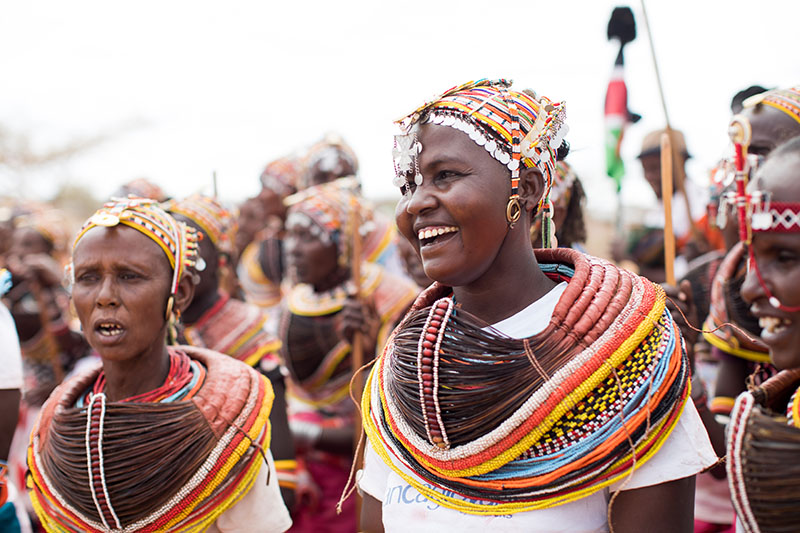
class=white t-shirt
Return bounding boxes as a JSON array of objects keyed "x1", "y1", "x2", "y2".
[
  {"x1": 0, "y1": 302, "x2": 23, "y2": 390},
  {"x1": 208, "y1": 450, "x2": 292, "y2": 533},
  {"x1": 358, "y1": 283, "x2": 717, "y2": 532}
]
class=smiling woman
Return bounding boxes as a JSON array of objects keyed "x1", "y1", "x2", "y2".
[
  {"x1": 26, "y1": 198, "x2": 292, "y2": 533},
  {"x1": 724, "y1": 137, "x2": 800, "y2": 532},
  {"x1": 356, "y1": 79, "x2": 717, "y2": 533}
]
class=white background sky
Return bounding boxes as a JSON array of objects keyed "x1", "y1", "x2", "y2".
[{"x1": 2, "y1": 0, "x2": 799, "y2": 220}]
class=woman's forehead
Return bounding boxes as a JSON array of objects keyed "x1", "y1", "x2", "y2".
[
  {"x1": 755, "y1": 152, "x2": 800, "y2": 200},
  {"x1": 74, "y1": 225, "x2": 170, "y2": 268}
]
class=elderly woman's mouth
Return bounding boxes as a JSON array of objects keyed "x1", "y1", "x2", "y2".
[{"x1": 96, "y1": 321, "x2": 125, "y2": 337}]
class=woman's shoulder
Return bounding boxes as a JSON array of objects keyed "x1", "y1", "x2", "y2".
[{"x1": 180, "y1": 345, "x2": 274, "y2": 436}]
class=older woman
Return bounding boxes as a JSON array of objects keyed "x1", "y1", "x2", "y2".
[
  {"x1": 26, "y1": 198, "x2": 291, "y2": 533},
  {"x1": 357, "y1": 79, "x2": 716, "y2": 532},
  {"x1": 167, "y1": 194, "x2": 298, "y2": 510},
  {"x1": 731, "y1": 136, "x2": 800, "y2": 532}
]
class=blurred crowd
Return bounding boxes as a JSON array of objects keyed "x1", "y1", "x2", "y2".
[{"x1": 1, "y1": 82, "x2": 799, "y2": 533}]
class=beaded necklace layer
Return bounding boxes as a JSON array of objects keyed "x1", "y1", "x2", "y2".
[
  {"x1": 27, "y1": 346, "x2": 274, "y2": 533},
  {"x1": 726, "y1": 368, "x2": 800, "y2": 533},
  {"x1": 362, "y1": 248, "x2": 690, "y2": 514}
]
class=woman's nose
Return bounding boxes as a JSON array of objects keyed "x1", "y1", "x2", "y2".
[
  {"x1": 96, "y1": 276, "x2": 119, "y2": 307},
  {"x1": 404, "y1": 180, "x2": 437, "y2": 216},
  {"x1": 741, "y1": 251, "x2": 766, "y2": 305}
]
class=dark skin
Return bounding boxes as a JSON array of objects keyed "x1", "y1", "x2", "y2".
[
  {"x1": 363, "y1": 123, "x2": 696, "y2": 531},
  {"x1": 741, "y1": 151, "x2": 800, "y2": 370},
  {"x1": 71, "y1": 226, "x2": 194, "y2": 402},
  {"x1": 670, "y1": 111, "x2": 800, "y2": 469},
  {"x1": 741, "y1": 104, "x2": 800, "y2": 158},
  {"x1": 0, "y1": 389, "x2": 20, "y2": 460},
  {"x1": 174, "y1": 217, "x2": 221, "y2": 325},
  {"x1": 235, "y1": 198, "x2": 269, "y2": 258},
  {"x1": 176, "y1": 216, "x2": 298, "y2": 510},
  {"x1": 283, "y1": 217, "x2": 379, "y2": 455}
]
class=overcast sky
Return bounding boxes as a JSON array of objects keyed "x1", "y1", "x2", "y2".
[{"x1": 2, "y1": 0, "x2": 798, "y2": 219}]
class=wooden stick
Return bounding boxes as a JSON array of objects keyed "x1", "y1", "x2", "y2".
[
  {"x1": 640, "y1": 0, "x2": 701, "y2": 241},
  {"x1": 348, "y1": 197, "x2": 364, "y2": 527},
  {"x1": 661, "y1": 132, "x2": 676, "y2": 285}
]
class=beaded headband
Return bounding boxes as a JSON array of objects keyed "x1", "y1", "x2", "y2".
[
  {"x1": 73, "y1": 197, "x2": 199, "y2": 297},
  {"x1": 260, "y1": 156, "x2": 301, "y2": 198},
  {"x1": 285, "y1": 179, "x2": 373, "y2": 265},
  {"x1": 301, "y1": 135, "x2": 359, "y2": 189},
  {"x1": 165, "y1": 194, "x2": 237, "y2": 257},
  {"x1": 392, "y1": 79, "x2": 568, "y2": 225},
  {"x1": 746, "y1": 194, "x2": 800, "y2": 233},
  {"x1": 744, "y1": 86, "x2": 800, "y2": 126}
]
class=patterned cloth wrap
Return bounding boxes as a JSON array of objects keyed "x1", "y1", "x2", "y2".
[
  {"x1": 702, "y1": 242, "x2": 770, "y2": 363},
  {"x1": 27, "y1": 346, "x2": 274, "y2": 532},
  {"x1": 363, "y1": 248, "x2": 691, "y2": 515},
  {"x1": 182, "y1": 292, "x2": 281, "y2": 369}
]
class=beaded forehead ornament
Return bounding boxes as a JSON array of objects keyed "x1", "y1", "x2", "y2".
[
  {"x1": 166, "y1": 194, "x2": 237, "y2": 257},
  {"x1": 726, "y1": 115, "x2": 800, "y2": 312},
  {"x1": 392, "y1": 79, "x2": 568, "y2": 232},
  {"x1": 285, "y1": 178, "x2": 374, "y2": 265},
  {"x1": 744, "y1": 86, "x2": 800, "y2": 125},
  {"x1": 260, "y1": 156, "x2": 301, "y2": 198},
  {"x1": 73, "y1": 197, "x2": 200, "y2": 300}
]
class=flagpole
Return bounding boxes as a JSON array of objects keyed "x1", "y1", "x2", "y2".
[{"x1": 640, "y1": 0, "x2": 702, "y2": 253}]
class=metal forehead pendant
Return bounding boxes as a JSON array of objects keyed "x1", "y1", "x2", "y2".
[
  {"x1": 393, "y1": 134, "x2": 416, "y2": 175},
  {"x1": 393, "y1": 133, "x2": 423, "y2": 186}
]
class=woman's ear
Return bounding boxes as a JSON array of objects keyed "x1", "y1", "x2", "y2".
[
  {"x1": 518, "y1": 166, "x2": 545, "y2": 214},
  {"x1": 174, "y1": 274, "x2": 196, "y2": 315}
]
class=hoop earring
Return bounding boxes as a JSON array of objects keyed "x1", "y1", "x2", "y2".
[
  {"x1": 165, "y1": 295, "x2": 174, "y2": 322},
  {"x1": 506, "y1": 197, "x2": 521, "y2": 227}
]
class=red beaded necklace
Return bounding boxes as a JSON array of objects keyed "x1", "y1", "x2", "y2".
[{"x1": 91, "y1": 348, "x2": 197, "y2": 403}]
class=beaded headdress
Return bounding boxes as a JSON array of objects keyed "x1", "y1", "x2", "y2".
[
  {"x1": 301, "y1": 134, "x2": 359, "y2": 189},
  {"x1": 14, "y1": 207, "x2": 69, "y2": 253},
  {"x1": 726, "y1": 116, "x2": 800, "y2": 312},
  {"x1": 260, "y1": 156, "x2": 301, "y2": 199},
  {"x1": 392, "y1": 79, "x2": 567, "y2": 240},
  {"x1": 165, "y1": 194, "x2": 237, "y2": 257},
  {"x1": 284, "y1": 178, "x2": 373, "y2": 267},
  {"x1": 113, "y1": 178, "x2": 168, "y2": 202},
  {"x1": 744, "y1": 86, "x2": 800, "y2": 125},
  {"x1": 73, "y1": 198, "x2": 199, "y2": 302}
]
